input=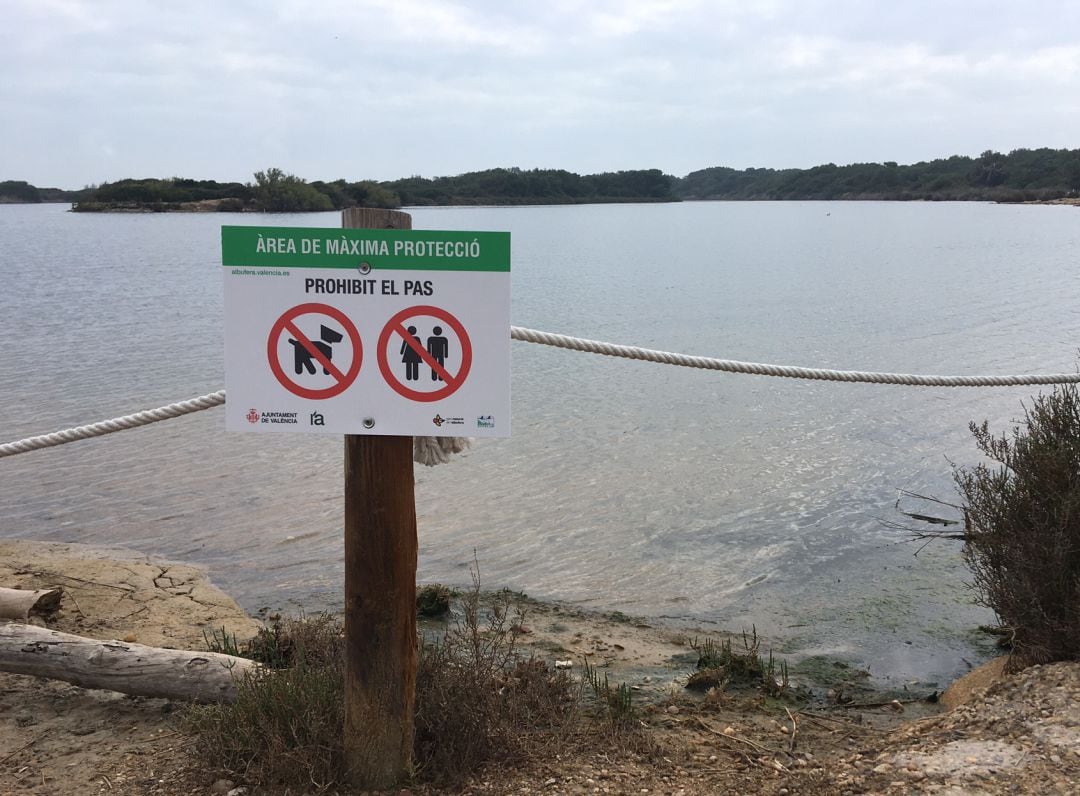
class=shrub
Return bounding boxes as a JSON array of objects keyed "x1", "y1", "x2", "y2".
[
  {"x1": 414, "y1": 572, "x2": 578, "y2": 785},
  {"x1": 184, "y1": 616, "x2": 347, "y2": 791},
  {"x1": 187, "y1": 581, "x2": 579, "y2": 790},
  {"x1": 955, "y1": 385, "x2": 1080, "y2": 670},
  {"x1": 582, "y1": 657, "x2": 637, "y2": 728},
  {"x1": 415, "y1": 583, "x2": 452, "y2": 617},
  {"x1": 689, "y1": 628, "x2": 789, "y2": 697}
]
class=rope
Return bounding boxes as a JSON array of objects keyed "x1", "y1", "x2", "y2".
[
  {"x1": 510, "y1": 326, "x2": 1080, "y2": 388},
  {"x1": 3, "y1": 328, "x2": 1080, "y2": 459},
  {"x1": 0, "y1": 391, "x2": 226, "y2": 459}
]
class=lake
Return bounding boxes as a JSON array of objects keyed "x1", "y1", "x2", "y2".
[{"x1": 2, "y1": 200, "x2": 1078, "y2": 689}]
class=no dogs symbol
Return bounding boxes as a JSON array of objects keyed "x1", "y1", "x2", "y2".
[
  {"x1": 268, "y1": 303, "x2": 362, "y2": 399},
  {"x1": 377, "y1": 305, "x2": 472, "y2": 402}
]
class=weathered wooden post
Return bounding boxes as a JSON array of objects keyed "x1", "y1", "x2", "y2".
[{"x1": 341, "y1": 207, "x2": 417, "y2": 787}]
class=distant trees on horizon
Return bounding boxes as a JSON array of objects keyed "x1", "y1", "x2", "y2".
[
  {"x1": 679, "y1": 148, "x2": 1080, "y2": 202},
  {"x1": 6, "y1": 147, "x2": 1079, "y2": 211}
]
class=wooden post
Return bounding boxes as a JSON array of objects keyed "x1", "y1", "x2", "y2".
[{"x1": 341, "y1": 206, "x2": 418, "y2": 789}]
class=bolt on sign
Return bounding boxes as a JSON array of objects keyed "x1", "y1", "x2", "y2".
[{"x1": 222, "y1": 226, "x2": 510, "y2": 437}]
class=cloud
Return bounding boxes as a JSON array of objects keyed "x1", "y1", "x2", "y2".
[{"x1": 2, "y1": 0, "x2": 1079, "y2": 186}]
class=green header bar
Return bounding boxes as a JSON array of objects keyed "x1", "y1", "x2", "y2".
[{"x1": 221, "y1": 226, "x2": 510, "y2": 271}]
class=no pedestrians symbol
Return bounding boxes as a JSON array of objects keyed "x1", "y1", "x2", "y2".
[
  {"x1": 377, "y1": 305, "x2": 473, "y2": 402},
  {"x1": 268, "y1": 303, "x2": 362, "y2": 399}
]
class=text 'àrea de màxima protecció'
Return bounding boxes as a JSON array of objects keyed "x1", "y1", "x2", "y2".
[{"x1": 255, "y1": 234, "x2": 484, "y2": 259}]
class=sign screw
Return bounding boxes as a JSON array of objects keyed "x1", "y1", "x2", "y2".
[
  {"x1": 362, "y1": 417, "x2": 375, "y2": 429},
  {"x1": 358, "y1": 262, "x2": 371, "y2": 274}
]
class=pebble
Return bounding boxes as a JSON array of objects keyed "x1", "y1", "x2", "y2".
[{"x1": 209, "y1": 780, "x2": 234, "y2": 795}]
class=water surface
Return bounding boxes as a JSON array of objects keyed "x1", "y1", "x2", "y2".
[{"x1": 3, "y1": 200, "x2": 1078, "y2": 687}]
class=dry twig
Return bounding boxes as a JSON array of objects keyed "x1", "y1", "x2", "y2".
[{"x1": 785, "y1": 706, "x2": 799, "y2": 754}]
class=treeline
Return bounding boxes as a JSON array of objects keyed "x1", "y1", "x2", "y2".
[
  {"x1": 677, "y1": 148, "x2": 1080, "y2": 201},
  {"x1": 0, "y1": 180, "x2": 91, "y2": 203},
  {"x1": 70, "y1": 167, "x2": 676, "y2": 212},
  {"x1": 69, "y1": 169, "x2": 399, "y2": 213},
  {"x1": 384, "y1": 167, "x2": 676, "y2": 205},
  {"x1": 8, "y1": 147, "x2": 1080, "y2": 211}
]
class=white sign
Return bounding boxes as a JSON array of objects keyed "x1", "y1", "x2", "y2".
[{"x1": 222, "y1": 226, "x2": 510, "y2": 437}]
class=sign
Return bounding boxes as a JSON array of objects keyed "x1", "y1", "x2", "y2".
[{"x1": 223, "y1": 226, "x2": 510, "y2": 437}]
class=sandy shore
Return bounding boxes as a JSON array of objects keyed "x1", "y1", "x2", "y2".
[{"x1": 1, "y1": 540, "x2": 1077, "y2": 795}]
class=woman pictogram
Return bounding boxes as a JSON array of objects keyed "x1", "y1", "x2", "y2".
[{"x1": 399, "y1": 325, "x2": 422, "y2": 381}]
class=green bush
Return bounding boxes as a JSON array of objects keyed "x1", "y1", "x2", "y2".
[
  {"x1": 185, "y1": 616, "x2": 347, "y2": 790},
  {"x1": 415, "y1": 583, "x2": 452, "y2": 617},
  {"x1": 955, "y1": 385, "x2": 1080, "y2": 670}
]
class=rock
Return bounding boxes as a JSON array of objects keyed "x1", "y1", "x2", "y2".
[
  {"x1": 209, "y1": 780, "x2": 235, "y2": 795},
  {"x1": 940, "y1": 657, "x2": 1008, "y2": 710}
]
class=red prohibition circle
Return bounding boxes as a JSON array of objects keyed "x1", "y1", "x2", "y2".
[
  {"x1": 377, "y1": 305, "x2": 473, "y2": 402},
  {"x1": 267, "y1": 303, "x2": 362, "y2": 399}
]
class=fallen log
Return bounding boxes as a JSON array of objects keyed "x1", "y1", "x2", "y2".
[
  {"x1": 0, "y1": 587, "x2": 63, "y2": 622},
  {"x1": 0, "y1": 622, "x2": 258, "y2": 703}
]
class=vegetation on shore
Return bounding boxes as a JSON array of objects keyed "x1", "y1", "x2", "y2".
[
  {"x1": 680, "y1": 147, "x2": 1080, "y2": 202},
  {"x1": 954, "y1": 384, "x2": 1080, "y2": 671},
  {"x1": 4, "y1": 146, "x2": 1080, "y2": 211},
  {"x1": 0, "y1": 179, "x2": 92, "y2": 204},
  {"x1": 62, "y1": 166, "x2": 676, "y2": 212}
]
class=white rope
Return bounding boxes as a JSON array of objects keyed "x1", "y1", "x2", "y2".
[
  {"x1": 510, "y1": 326, "x2": 1080, "y2": 388},
  {"x1": 4, "y1": 328, "x2": 1080, "y2": 460},
  {"x1": 0, "y1": 391, "x2": 226, "y2": 459},
  {"x1": 413, "y1": 435, "x2": 472, "y2": 467}
]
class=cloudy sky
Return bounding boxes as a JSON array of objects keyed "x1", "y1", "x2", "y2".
[{"x1": 4, "y1": 0, "x2": 1079, "y2": 188}]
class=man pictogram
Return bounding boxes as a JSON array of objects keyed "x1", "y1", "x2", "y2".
[{"x1": 426, "y1": 326, "x2": 449, "y2": 381}]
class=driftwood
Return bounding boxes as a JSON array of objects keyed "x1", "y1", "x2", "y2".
[
  {"x1": 0, "y1": 622, "x2": 258, "y2": 703},
  {"x1": 0, "y1": 587, "x2": 62, "y2": 622}
]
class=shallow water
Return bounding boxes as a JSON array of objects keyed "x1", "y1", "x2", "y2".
[{"x1": 3, "y1": 200, "x2": 1078, "y2": 688}]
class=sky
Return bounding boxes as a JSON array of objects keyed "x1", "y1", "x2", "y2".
[{"x1": 3, "y1": 0, "x2": 1080, "y2": 188}]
